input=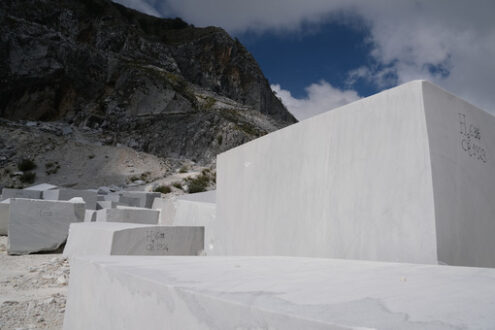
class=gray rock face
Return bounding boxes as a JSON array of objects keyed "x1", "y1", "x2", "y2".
[{"x1": 0, "y1": 0, "x2": 296, "y2": 163}]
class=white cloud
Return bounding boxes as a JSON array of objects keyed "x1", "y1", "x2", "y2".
[
  {"x1": 113, "y1": 0, "x2": 161, "y2": 17},
  {"x1": 113, "y1": 0, "x2": 495, "y2": 114},
  {"x1": 272, "y1": 81, "x2": 360, "y2": 121}
]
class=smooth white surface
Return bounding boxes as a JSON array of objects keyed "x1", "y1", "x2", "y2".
[
  {"x1": 64, "y1": 256, "x2": 495, "y2": 330},
  {"x1": 43, "y1": 189, "x2": 97, "y2": 210},
  {"x1": 215, "y1": 80, "x2": 495, "y2": 267},
  {"x1": 153, "y1": 197, "x2": 215, "y2": 250},
  {"x1": 7, "y1": 198, "x2": 85, "y2": 254},
  {"x1": 153, "y1": 197, "x2": 215, "y2": 226},
  {"x1": 0, "y1": 199, "x2": 10, "y2": 235},
  {"x1": 84, "y1": 210, "x2": 96, "y2": 222},
  {"x1": 63, "y1": 222, "x2": 204, "y2": 257},
  {"x1": 120, "y1": 191, "x2": 161, "y2": 208},
  {"x1": 215, "y1": 80, "x2": 437, "y2": 264},
  {"x1": 177, "y1": 190, "x2": 216, "y2": 203},
  {"x1": 24, "y1": 183, "x2": 58, "y2": 191},
  {"x1": 1, "y1": 188, "x2": 42, "y2": 200},
  {"x1": 96, "y1": 201, "x2": 116, "y2": 209},
  {"x1": 95, "y1": 208, "x2": 159, "y2": 224},
  {"x1": 421, "y1": 82, "x2": 495, "y2": 267}
]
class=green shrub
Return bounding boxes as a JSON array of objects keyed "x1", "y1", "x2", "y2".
[
  {"x1": 186, "y1": 174, "x2": 209, "y2": 193},
  {"x1": 154, "y1": 185, "x2": 171, "y2": 194},
  {"x1": 46, "y1": 164, "x2": 60, "y2": 175},
  {"x1": 179, "y1": 165, "x2": 188, "y2": 173},
  {"x1": 17, "y1": 159, "x2": 36, "y2": 171},
  {"x1": 217, "y1": 135, "x2": 223, "y2": 145},
  {"x1": 20, "y1": 171, "x2": 36, "y2": 184},
  {"x1": 172, "y1": 182, "x2": 183, "y2": 190}
]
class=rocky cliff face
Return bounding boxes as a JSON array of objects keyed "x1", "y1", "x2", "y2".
[{"x1": 0, "y1": 0, "x2": 296, "y2": 163}]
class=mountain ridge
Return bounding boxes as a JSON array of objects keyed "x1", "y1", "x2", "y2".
[{"x1": 0, "y1": 0, "x2": 296, "y2": 164}]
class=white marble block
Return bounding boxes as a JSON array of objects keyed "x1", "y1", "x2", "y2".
[
  {"x1": 153, "y1": 192, "x2": 215, "y2": 251},
  {"x1": 64, "y1": 256, "x2": 495, "y2": 330},
  {"x1": 7, "y1": 198, "x2": 85, "y2": 255},
  {"x1": 84, "y1": 210, "x2": 97, "y2": 222},
  {"x1": 153, "y1": 197, "x2": 215, "y2": 227},
  {"x1": 120, "y1": 191, "x2": 161, "y2": 208},
  {"x1": 25, "y1": 183, "x2": 58, "y2": 191},
  {"x1": 0, "y1": 199, "x2": 10, "y2": 235},
  {"x1": 215, "y1": 80, "x2": 495, "y2": 267},
  {"x1": 96, "y1": 201, "x2": 116, "y2": 210},
  {"x1": 63, "y1": 222, "x2": 204, "y2": 257},
  {"x1": 95, "y1": 207, "x2": 159, "y2": 224},
  {"x1": 43, "y1": 188, "x2": 97, "y2": 209},
  {"x1": 1, "y1": 188, "x2": 42, "y2": 200}
]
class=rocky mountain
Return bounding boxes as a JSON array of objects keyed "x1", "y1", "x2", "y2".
[{"x1": 0, "y1": 0, "x2": 296, "y2": 165}]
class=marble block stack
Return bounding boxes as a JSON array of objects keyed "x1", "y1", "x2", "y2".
[
  {"x1": 1, "y1": 183, "x2": 206, "y2": 257},
  {"x1": 64, "y1": 81, "x2": 495, "y2": 329}
]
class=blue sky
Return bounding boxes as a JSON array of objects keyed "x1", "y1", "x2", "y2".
[{"x1": 114, "y1": 0, "x2": 495, "y2": 120}]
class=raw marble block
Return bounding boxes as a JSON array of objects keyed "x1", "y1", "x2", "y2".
[
  {"x1": 120, "y1": 191, "x2": 161, "y2": 208},
  {"x1": 7, "y1": 198, "x2": 85, "y2": 254},
  {"x1": 25, "y1": 183, "x2": 58, "y2": 191},
  {"x1": 96, "y1": 201, "x2": 116, "y2": 210},
  {"x1": 215, "y1": 80, "x2": 495, "y2": 268},
  {"x1": 84, "y1": 210, "x2": 97, "y2": 222},
  {"x1": 153, "y1": 193, "x2": 215, "y2": 252},
  {"x1": 44, "y1": 188, "x2": 97, "y2": 209},
  {"x1": 63, "y1": 222, "x2": 204, "y2": 257},
  {"x1": 64, "y1": 256, "x2": 495, "y2": 330},
  {"x1": 1, "y1": 188, "x2": 42, "y2": 200},
  {"x1": 0, "y1": 199, "x2": 10, "y2": 235},
  {"x1": 95, "y1": 207, "x2": 159, "y2": 225},
  {"x1": 153, "y1": 194, "x2": 215, "y2": 227}
]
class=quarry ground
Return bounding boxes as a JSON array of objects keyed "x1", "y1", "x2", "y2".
[{"x1": 0, "y1": 236, "x2": 67, "y2": 329}]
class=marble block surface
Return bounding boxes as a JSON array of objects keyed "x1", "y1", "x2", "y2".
[
  {"x1": 63, "y1": 222, "x2": 204, "y2": 257},
  {"x1": 95, "y1": 207, "x2": 159, "y2": 224},
  {"x1": 120, "y1": 191, "x2": 161, "y2": 208},
  {"x1": 153, "y1": 195, "x2": 215, "y2": 252},
  {"x1": 0, "y1": 199, "x2": 10, "y2": 235},
  {"x1": 7, "y1": 198, "x2": 85, "y2": 255},
  {"x1": 64, "y1": 256, "x2": 495, "y2": 329},
  {"x1": 1, "y1": 188, "x2": 42, "y2": 200},
  {"x1": 215, "y1": 80, "x2": 495, "y2": 267},
  {"x1": 43, "y1": 188, "x2": 97, "y2": 210}
]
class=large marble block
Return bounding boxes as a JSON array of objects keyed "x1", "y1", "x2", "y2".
[
  {"x1": 95, "y1": 207, "x2": 159, "y2": 224},
  {"x1": 1, "y1": 188, "x2": 42, "y2": 200},
  {"x1": 63, "y1": 222, "x2": 204, "y2": 257},
  {"x1": 64, "y1": 256, "x2": 495, "y2": 330},
  {"x1": 215, "y1": 80, "x2": 495, "y2": 268},
  {"x1": 43, "y1": 188, "x2": 97, "y2": 209},
  {"x1": 153, "y1": 192, "x2": 215, "y2": 251},
  {"x1": 0, "y1": 199, "x2": 10, "y2": 235},
  {"x1": 153, "y1": 193, "x2": 215, "y2": 226},
  {"x1": 7, "y1": 198, "x2": 85, "y2": 255},
  {"x1": 84, "y1": 210, "x2": 96, "y2": 222},
  {"x1": 25, "y1": 183, "x2": 58, "y2": 191},
  {"x1": 120, "y1": 191, "x2": 161, "y2": 208}
]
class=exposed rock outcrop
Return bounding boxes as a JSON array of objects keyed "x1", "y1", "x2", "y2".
[{"x1": 0, "y1": 0, "x2": 296, "y2": 163}]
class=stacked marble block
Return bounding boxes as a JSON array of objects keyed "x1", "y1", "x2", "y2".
[
  {"x1": 65, "y1": 81, "x2": 495, "y2": 329},
  {"x1": 63, "y1": 190, "x2": 211, "y2": 257},
  {"x1": 0, "y1": 184, "x2": 98, "y2": 254}
]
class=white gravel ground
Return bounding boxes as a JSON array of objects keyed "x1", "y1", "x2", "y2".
[{"x1": 0, "y1": 236, "x2": 68, "y2": 330}]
